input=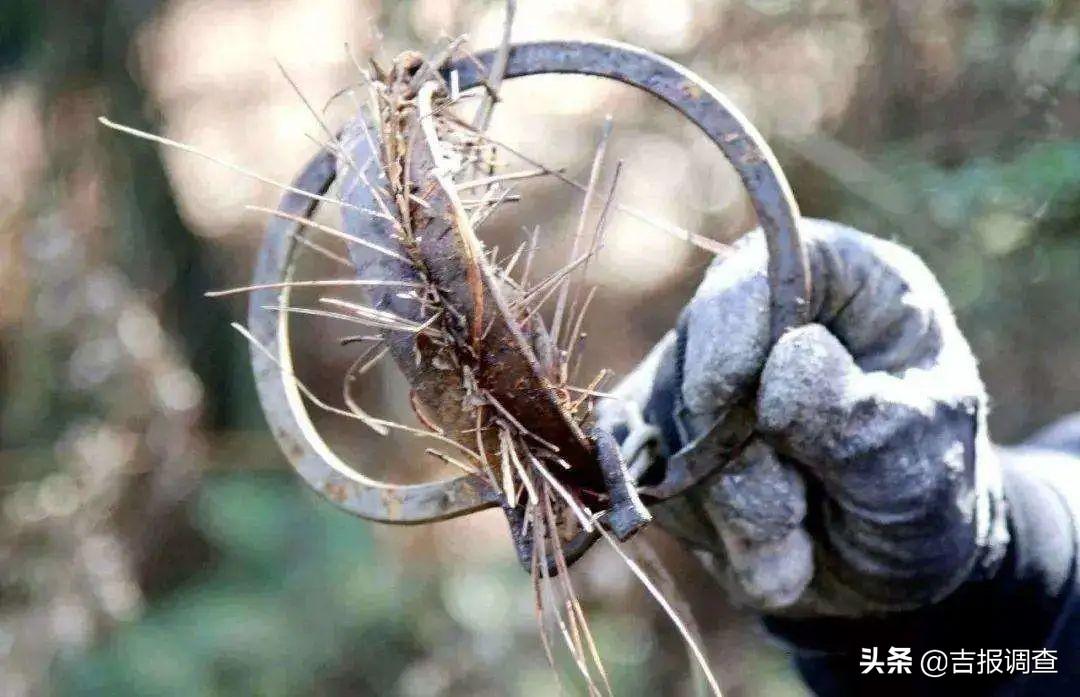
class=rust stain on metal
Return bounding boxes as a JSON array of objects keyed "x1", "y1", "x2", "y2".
[
  {"x1": 325, "y1": 482, "x2": 348, "y2": 504},
  {"x1": 680, "y1": 80, "x2": 703, "y2": 100}
]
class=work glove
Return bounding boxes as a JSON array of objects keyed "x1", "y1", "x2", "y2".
[{"x1": 599, "y1": 218, "x2": 1009, "y2": 616}]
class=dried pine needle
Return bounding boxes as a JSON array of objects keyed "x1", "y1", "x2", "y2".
[
  {"x1": 597, "y1": 524, "x2": 723, "y2": 697},
  {"x1": 246, "y1": 205, "x2": 408, "y2": 260},
  {"x1": 205, "y1": 278, "x2": 419, "y2": 297}
]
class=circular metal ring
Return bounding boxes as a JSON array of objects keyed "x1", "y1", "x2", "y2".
[{"x1": 250, "y1": 39, "x2": 810, "y2": 524}]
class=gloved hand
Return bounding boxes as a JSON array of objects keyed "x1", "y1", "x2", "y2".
[{"x1": 599, "y1": 219, "x2": 1009, "y2": 616}]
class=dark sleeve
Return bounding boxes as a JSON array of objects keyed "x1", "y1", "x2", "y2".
[{"x1": 762, "y1": 419, "x2": 1080, "y2": 696}]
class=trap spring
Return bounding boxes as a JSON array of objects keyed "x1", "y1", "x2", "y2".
[{"x1": 248, "y1": 39, "x2": 809, "y2": 571}]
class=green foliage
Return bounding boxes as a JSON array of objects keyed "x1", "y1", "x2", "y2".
[
  {"x1": 51, "y1": 475, "x2": 664, "y2": 696},
  {"x1": 0, "y1": 0, "x2": 41, "y2": 73},
  {"x1": 874, "y1": 140, "x2": 1079, "y2": 299},
  {"x1": 53, "y1": 476, "x2": 421, "y2": 696}
]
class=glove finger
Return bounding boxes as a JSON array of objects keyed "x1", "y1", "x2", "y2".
[
  {"x1": 679, "y1": 219, "x2": 982, "y2": 424},
  {"x1": 594, "y1": 332, "x2": 684, "y2": 482},
  {"x1": 755, "y1": 323, "x2": 993, "y2": 604},
  {"x1": 756, "y1": 323, "x2": 979, "y2": 503},
  {"x1": 594, "y1": 330, "x2": 676, "y2": 440},
  {"x1": 676, "y1": 236, "x2": 771, "y2": 434},
  {"x1": 699, "y1": 439, "x2": 814, "y2": 610}
]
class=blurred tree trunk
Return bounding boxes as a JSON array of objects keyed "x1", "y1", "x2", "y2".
[
  {"x1": 0, "y1": 1, "x2": 244, "y2": 692},
  {"x1": 48, "y1": 0, "x2": 247, "y2": 432}
]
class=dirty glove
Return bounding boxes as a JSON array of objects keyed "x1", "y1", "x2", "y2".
[{"x1": 599, "y1": 218, "x2": 1008, "y2": 616}]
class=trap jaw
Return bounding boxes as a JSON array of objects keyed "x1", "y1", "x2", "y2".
[{"x1": 249, "y1": 40, "x2": 810, "y2": 572}]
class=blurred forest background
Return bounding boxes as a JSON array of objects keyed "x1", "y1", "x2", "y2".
[{"x1": 0, "y1": 0, "x2": 1076, "y2": 695}]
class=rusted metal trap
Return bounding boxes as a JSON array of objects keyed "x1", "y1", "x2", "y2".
[{"x1": 248, "y1": 39, "x2": 810, "y2": 574}]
